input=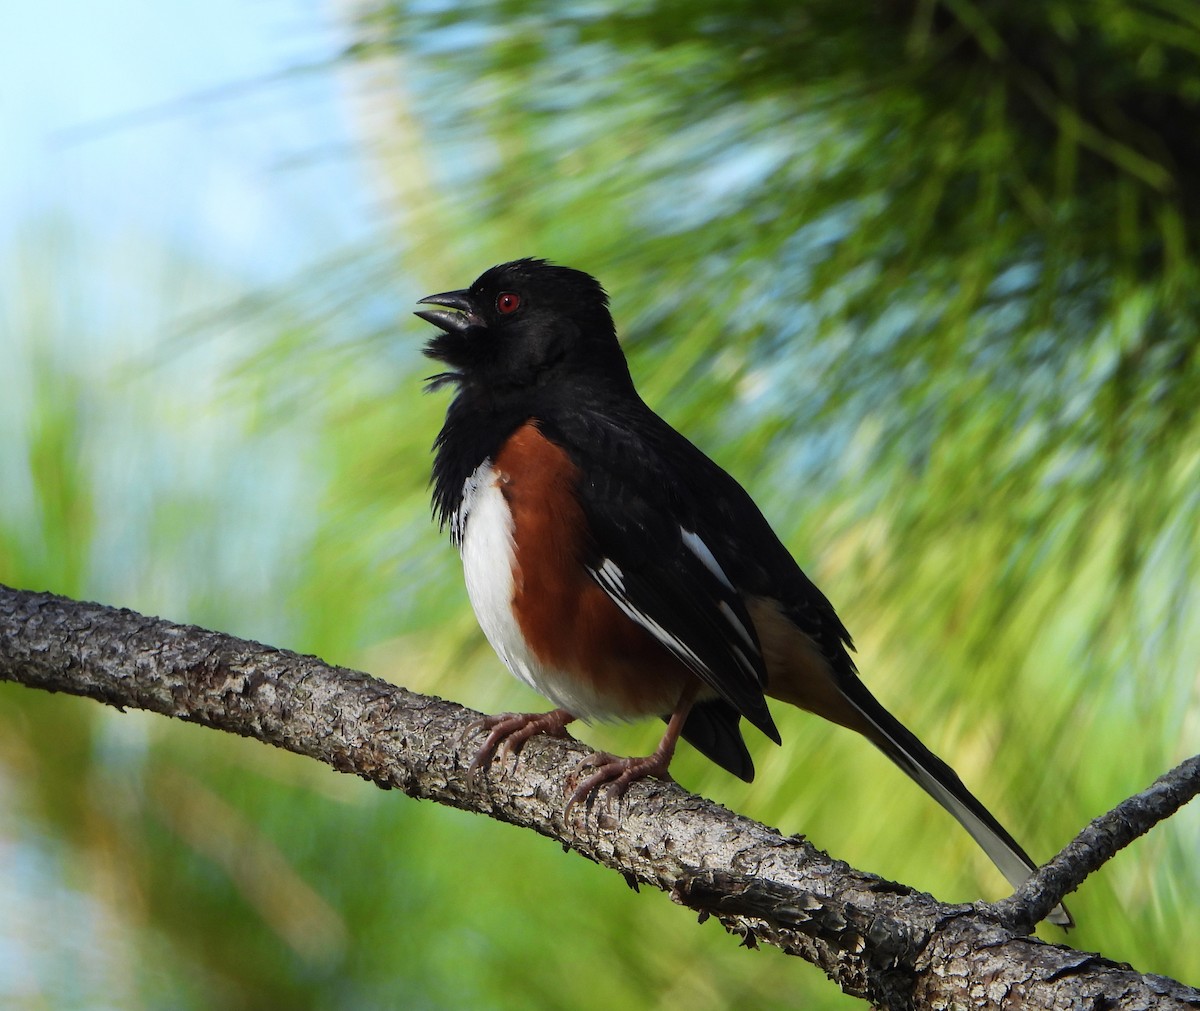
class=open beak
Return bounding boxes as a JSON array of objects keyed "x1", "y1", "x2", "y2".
[{"x1": 414, "y1": 289, "x2": 482, "y2": 334}]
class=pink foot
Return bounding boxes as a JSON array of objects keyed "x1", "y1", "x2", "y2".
[
  {"x1": 565, "y1": 749, "x2": 675, "y2": 813},
  {"x1": 467, "y1": 708, "x2": 575, "y2": 777}
]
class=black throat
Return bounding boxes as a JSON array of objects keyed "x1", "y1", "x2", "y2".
[
  {"x1": 429, "y1": 384, "x2": 525, "y2": 534},
  {"x1": 428, "y1": 362, "x2": 638, "y2": 536}
]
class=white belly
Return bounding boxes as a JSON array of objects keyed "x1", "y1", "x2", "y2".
[{"x1": 457, "y1": 460, "x2": 616, "y2": 720}]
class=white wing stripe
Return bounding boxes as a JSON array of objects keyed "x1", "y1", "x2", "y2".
[
  {"x1": 588, "y1": 559, "x2": 708, "y2": 672},
  {"x1": 680, "y1": 528, "x2": 734, "y2": 590},
  {"x1": 729, "y1": 643, "x2": 755, "y2": 679},
  {"x1": 680, "y1": 528, "x2": 759, "y2": 655},
  {"x1": 717, "y1": 600, "x2": 757, "y2": 653},
  {"x1": 598, "y1": 557, "x2": 625, "y2": 591}
]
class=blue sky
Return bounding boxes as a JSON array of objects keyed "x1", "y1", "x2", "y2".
[{"x1": 1, "y1": 0, "x2": 370, "y2": 278}]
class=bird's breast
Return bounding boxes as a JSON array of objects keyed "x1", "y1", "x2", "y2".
[{"x1": 455, "y1": 422, "x2": 692, "y2": 721}]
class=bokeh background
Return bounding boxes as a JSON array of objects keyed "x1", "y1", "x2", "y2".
[{"x1": 2, "y1": 1, "x2": 1198, "y2": 1007}]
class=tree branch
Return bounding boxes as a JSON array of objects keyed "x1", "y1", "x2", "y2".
[
  {"x1": 1, "y1": 585, "x2": 1196, "y2": 1009},
  {"x1": 992, "y1": 754, "x2": 1200, "y2": 934}
]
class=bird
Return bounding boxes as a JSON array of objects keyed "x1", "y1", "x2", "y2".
[{"x1": 416, "y1": 257, "x2": 1071, "y2": 927}]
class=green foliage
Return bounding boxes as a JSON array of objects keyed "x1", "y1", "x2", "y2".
[{"x1": 2, "y1": 2, "x2": 1199, "y2": 1008}]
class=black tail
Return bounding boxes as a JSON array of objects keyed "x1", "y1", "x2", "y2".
[
  {"x1": 838, "y1": 678, "x2": 1073, "y2": 928},
  {"x1": 676, "y1": 699, "x2": 755, "y2": 782}
]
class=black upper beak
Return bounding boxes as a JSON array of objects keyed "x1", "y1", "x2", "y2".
[{"x1": 415, "y1": 289, "x2": 481, "y2": 334}]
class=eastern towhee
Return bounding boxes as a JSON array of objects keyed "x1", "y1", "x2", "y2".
[{"x1": 416, "y1": 257, "x2": 1071, "y2": 927}]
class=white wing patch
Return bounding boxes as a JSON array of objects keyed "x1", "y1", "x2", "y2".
[
  {"x1": 589, "y1": 556, "x2": 709, "y2": 672},
  {"x1": 680, "y1": 527, "x2": 733, "y2": 589},
  {"x1": 717, "y1": 600, "x2": 757, "y2": 653},
  {"x1": 597, "y1": 557, "x2": 625, "y2": 592},
  {"x1": 589, "y1": 525, "x2": 765, "y2": 693},
  {"x1": 683, "y1": 527, "x2": 759, "y2": 656}
]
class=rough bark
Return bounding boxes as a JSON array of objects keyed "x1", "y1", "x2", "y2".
[
  {"x1": 1, "y1": 584, "x2": 1196, "y2": 1010},
  {"x1": 992, "y1": 753, "x2": 1200, "y2": 934}
]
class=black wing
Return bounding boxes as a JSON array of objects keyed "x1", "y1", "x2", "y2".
[{"x1": 541, "y1": 408, "x2": 780, "y2": 744}]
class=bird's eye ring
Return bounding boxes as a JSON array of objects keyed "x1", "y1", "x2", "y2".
[{"x1": 496, "y1": 292, "x2": 521, "y2": 315}]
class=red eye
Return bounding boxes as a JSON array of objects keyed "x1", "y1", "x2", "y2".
[{"x1": 496, "y1": 292, "x2": 521, "y2": 314}]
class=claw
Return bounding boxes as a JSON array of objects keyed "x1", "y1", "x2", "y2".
[
  {"x1": 465, "y1": 709, "x2": 575, "y2": 780},
  {"x1": 564, "y1": 750, "x2": 675, "y2": 815},
  {"x1": 562, "y1": 684, "x2": 696, "y2": 817}
]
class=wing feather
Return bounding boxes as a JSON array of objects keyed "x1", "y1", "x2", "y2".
[{"x1": 540, "y1": 409, "x2": 784, "y2": 741}]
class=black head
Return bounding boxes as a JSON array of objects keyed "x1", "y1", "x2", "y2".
[{"x1": 416, "y1": 258, "x2": 632, "y2": 394}]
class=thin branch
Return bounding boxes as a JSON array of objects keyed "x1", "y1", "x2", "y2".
[
  {"x1": 992, "y1": 754, "x2": 1200, "y2": 933},
  {"x1": 1, "y1": 584, "x2": 1197, "y2": 1010}
]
